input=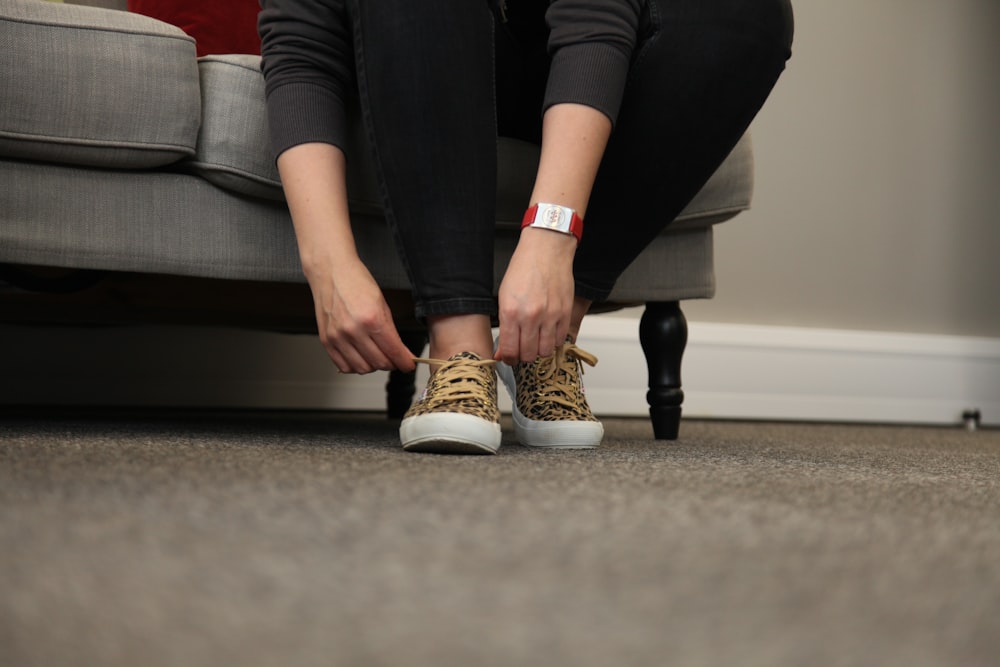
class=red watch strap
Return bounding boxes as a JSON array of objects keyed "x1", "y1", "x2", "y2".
[{"x1": 520, "y1": 203, "x2": 584, "y2": 243}]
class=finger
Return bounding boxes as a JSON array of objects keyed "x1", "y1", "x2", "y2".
[
  {"x1": 315, "y1": 313, "x2": 353, "y2": 374},
  {"x1": 323, "y1": 343, "x2": 351, "y2": 374},
  {"x1": 495, "y1": 318, "x2": 520, "y2": 366},
  {"x1": 371, "y1": 327, "x2": 417, "y2": 372},
  {"x1": 554, "y1": 318, "x2": 570, "y2": 348},
  {"x1": 538, "y1": 319, "x2": 558, "y2": 359},
  {"x1": 387, "y1": 343, "x2": 417, "y2": 373},
  {"x1": 355, "y1": 339, "x2": 395, "y2": 373},
  {"x1": 356, "y1": 332, "x2": 412, "y2": 373},
  {"x1": 336, "y1": 307, "x2": 396, "y2": 374},
  {"x1": 519, "y1": 325, "x2": 540, "y2": 363},
  {"x1": 342, "y1": 348, "x2": 374, "y2": 374},
  {"x1": 360, "y1": 310, "x2": 415, "y2": 372},
  {"x1": 342, "y1": 319, "x2": 394, "y2": 372},
  {"x1": 329, "y1": 333, "x2": 374, "y2": 374}
]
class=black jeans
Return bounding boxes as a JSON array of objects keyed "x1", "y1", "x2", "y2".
[{"x1": 348, "y1": 0, "x2": 794, "y2": 319}]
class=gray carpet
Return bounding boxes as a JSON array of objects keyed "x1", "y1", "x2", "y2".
[{"x1": 1, "y1": 412, "x2": 998, "y2": 667}]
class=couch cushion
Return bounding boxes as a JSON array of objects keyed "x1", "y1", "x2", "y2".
[
  {"x1": 0, "y1": 0, "x2": 200, "y2": 169},
  {"x1": 186, "y1": 55, "x2": 544, "y2": 213},
  {"x1": 675, "y1": 132, "x2": 754, "y2": 228},
  {"x1": 187, "y1": 55, "x2": 284, "y2": 201}
]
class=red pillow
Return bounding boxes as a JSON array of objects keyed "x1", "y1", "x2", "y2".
[{"x1": 128, "y1": 0, "x2": 261, "y2": 57}]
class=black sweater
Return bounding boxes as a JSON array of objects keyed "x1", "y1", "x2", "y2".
[{"x1": 259, "y1": 0, "x2": 643, "y2": 159}]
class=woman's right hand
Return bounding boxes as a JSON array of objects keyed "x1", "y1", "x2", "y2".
[
  {"x1": 277, "y1": 142, "x2": 415, "y2": 375},
  {"x1": 305, "y1": 257, "x2": 416, "y2": 375}
]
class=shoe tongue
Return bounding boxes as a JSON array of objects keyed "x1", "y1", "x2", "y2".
[{"x1": 449, "y1": 351, "x2": 483, "y2": 362}]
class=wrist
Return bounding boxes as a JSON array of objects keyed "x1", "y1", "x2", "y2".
[
  {"x1": 299, "y1": 247, "x2": 363, "y2": 281},
  {"x1": 521, "y1": 202, "x2": 583, "y2": 243},
  {"x1": 516, "y1": 226, "x2": 579, "y2": 260}
]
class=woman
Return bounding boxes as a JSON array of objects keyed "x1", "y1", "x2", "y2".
[{"x1": 258, "y1": 0, "x2": 794, "y2": 454}]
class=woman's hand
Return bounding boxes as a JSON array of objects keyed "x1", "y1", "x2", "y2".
[
  {"x1": 495, "y1": 227, "x2": 577, "y2": 365},
  {"x1": 277, "y1": 142, "x2": 415, "y2": 374},
  {"x1": 305, "y1": 257, "x2": 415, "y2": 374},
  {"x1": 496, "y1": 103, "x2": 611, "y2": 365}
]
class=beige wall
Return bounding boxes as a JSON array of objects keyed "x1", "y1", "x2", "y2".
[{"x1": 682, "y1": 0, "x2": 1000, "y2": 338}]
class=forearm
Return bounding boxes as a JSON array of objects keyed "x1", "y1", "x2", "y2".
[
  {"x1": 277, "y1": 142, "x2": 360, "y2": 278},
  {"x1": 529, "y1": 102, "x2": 612, "y2": 219}
]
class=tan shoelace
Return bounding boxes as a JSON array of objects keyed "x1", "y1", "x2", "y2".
[
  {"x1": 527, "y1": 342, "x2": 598, "y2": 411},
  {"x1": 412, "y1": 355, "x2": 497, "y2": 408}
]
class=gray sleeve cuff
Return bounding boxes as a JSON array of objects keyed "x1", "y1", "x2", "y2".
[
  {"x1": 264, "y1": 82, "x2": 349, "y2": 162},
  {"x1": 542, "y1": 41, "x2": 631, "y2": 126}
]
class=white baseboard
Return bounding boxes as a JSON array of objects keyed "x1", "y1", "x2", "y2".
[
  {"x1": 1, "y1": 320, "x2": 997, "y2": 427},
  {"x1": 578, "y1": 317, "x2": 1000, "y2": 427}
]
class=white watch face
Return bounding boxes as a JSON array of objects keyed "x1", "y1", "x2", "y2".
[
  {"x1": 542, "y1": 205, "x2": 567, "y2": 230},
  {"x1": 533, "y1": 203, "x2": 573, "y2": 233}
]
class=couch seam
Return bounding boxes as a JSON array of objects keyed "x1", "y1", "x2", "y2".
[
  {"x1": 0, "y1": 130, "x2": 196, "y2": 154},
  {"x1": 184, "y1": 161, "x2": 281, "y2": 188},
  {"x1": 0, "y1": 15, "x2": 195, "y2": 44}
]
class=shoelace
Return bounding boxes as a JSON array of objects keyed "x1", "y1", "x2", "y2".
[
  {"x1": 412, "y1": 356, "x2": 497, "y2": 407},
  {"x1": 528, "y1": 342, "x2": 598, "y2": 411}
]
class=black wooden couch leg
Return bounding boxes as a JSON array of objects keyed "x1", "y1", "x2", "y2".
[
  {"x1": 639, "y1": 301, "x2": 688, "y2": 440},
  {"x1": 385, "y1": 329, "x2": 428, "y2": 420}
]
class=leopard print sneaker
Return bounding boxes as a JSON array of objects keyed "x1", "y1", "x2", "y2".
[
  {"x1": 496, "y1": 339, "x2": 604, "y2": 449},
  {"x1": 400, "y1": 352, "x2": 502, "y2": 455}
]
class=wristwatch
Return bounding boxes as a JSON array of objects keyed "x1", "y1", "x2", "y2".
[{"x1": 521, "y1": 202, "x2": 583, "y2": 243}]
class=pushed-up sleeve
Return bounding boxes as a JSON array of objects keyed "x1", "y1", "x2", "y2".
[
  {"x1": 544, "y1": 0, "x2": 643, "y2": 126},
  {"x1": 258, "y1": 0, "x2": 354, "y2": 160}
]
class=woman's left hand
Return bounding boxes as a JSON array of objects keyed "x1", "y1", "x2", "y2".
[{"x1": 495, "y1": 227, "x2": 578, "y2": 365}]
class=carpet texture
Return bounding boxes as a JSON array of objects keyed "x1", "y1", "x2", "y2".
[{"x1": 1, "y1": 412, "x2": 998, "y2": 666}]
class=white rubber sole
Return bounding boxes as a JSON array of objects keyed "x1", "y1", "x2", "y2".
[
  {"x1": 400, "y1": 412, "x2": 501, "y2": 455},
  {"x1": 496, "y1": 361, "x2": 604, "y2": 450}
]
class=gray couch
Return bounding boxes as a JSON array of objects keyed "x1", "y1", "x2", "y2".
[{"x1": 0, "y1": 0, "x2": 755, "y2": 439}]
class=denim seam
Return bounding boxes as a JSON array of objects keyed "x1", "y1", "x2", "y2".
[
  {"x1": 628, "y1": 0, "x2": 660, "y2": 84},
  {"x1": 347, "y1": 0, "x2": 422, "y2": 314}
]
